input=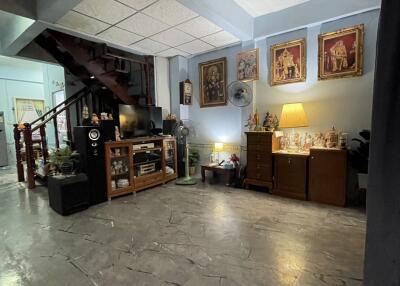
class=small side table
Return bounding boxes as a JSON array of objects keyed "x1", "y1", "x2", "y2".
[{"x1": 201, "y1": 164, "x2": 236, "y2": 186}]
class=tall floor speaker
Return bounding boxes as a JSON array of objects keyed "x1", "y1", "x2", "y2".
[{"x1": 73, "y1": 124, "x2": 114, "y2": 205}]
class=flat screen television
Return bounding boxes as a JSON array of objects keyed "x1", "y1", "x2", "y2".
[{"x1": 118, "y1": 105, "x2": 162, "y2": 138}]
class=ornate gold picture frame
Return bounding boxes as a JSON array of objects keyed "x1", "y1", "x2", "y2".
[
  {"x1": 199, "y1": 57, "x2": 227, "y2": 108},
  {"x1": 318, "y1": 24, "x2": 364, "y2": 80},
  {"x1": 270, "y1": 39, "x2": 306, "y2": 86}
]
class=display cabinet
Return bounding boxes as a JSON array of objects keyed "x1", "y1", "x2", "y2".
[
  {"x1": 163, "y1": 138, "x2": 178, "y2": 182},
  {"x1": 105, "y1": 142, "x2": 133, "y2": 199},
  {"x1": 104, "y1": 136, "x2": 177, "y2": 199}
]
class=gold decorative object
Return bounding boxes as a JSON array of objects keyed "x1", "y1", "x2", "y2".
[
  {"x1": 199, "y1": 57, "x2": 227, "y2": 108},
  {"x1": 270, "y1": 39, "x2": 306, "y2": 86},
  {"x1": 318, "y1": 24, "x2": 364, "y2": 80}
]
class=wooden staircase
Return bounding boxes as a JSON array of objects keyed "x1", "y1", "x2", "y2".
[{"x1": 15, "y1": 29, "x2": 155, "y2": 189}]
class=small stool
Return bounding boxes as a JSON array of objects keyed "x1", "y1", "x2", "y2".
[
  {"x1": 201, "y1": 164, "x2": 236, "y2": 186},
  {"x1": 48, "y1": 173, "x2": 90, "y2": 216}
]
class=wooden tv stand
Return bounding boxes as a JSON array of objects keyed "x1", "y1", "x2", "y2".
[{"x1": 104, "y1": 136, "x2": 177, "y2": 199}]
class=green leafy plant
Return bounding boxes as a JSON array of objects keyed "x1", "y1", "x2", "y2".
[
  {"x1": 188, "y1": 149, "x2": 200, "y2": 167},
  {"x1": 47, "y1": 146, "x2": 79, "y2": 175}
]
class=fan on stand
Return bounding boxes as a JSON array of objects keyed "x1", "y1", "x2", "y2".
[
  {"x1": 228, "y1": 81, "x2": 253, "y2": 107},
  {"x1": 173, "y1": 120, "x2": 197, "y2": 185}
]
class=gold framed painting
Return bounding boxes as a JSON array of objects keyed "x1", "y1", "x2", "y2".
[
  {"x1": 318, "y1": 24, "x2": 364, "y2": 80},
  {"x1": 270, "y1": 39, "x2": 306, "y2": 86},
  {"x1": 237, "y1": 48, "x2": 259, "y2": 81},
  {"x1": 199, "y1": 57, "x2": 227, "y2": 108}
]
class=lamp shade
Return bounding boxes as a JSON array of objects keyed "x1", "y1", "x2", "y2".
[
  {"x1": 214, "y1": 142, "x2": 224, "y2": 152},
  {"x1": 279, "y1": 103, "x2": 308, "y2": 128}
]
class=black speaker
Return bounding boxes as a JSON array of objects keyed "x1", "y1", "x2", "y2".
[
  {"x1": 163, "y1": 119, "x2": 176, "y2": 135},
  {"x1": 73, "y1": 126, "x2": 114, "y2": 205},
  {"x1": 48, "y1": 174, "x2": 90, "y2": 215}
]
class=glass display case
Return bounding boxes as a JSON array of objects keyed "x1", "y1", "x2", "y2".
[
  {"x1": 163, "y1": 138, "x2": 178, "y2": 181},
  {"x1": 105, "y1": 143, "x2": 132, "y2": 198}
]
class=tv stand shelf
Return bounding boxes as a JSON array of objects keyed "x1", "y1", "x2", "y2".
[{"x1": 105, "y1": 136, "x2": 177, "y2": 199}]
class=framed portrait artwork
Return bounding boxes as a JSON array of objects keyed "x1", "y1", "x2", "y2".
[
  {"x1": 318, "y1": 24, "x2": 364, "y2": 80},
  {"x1": 237, "y1": 48, "x2": 259, "y2": 81},
  {"x1": 270, "y1": 39, "x2": 306, "y2": 86},
  {"x1": 199, "y1": 57, "x2": 227, "y2": 108}
]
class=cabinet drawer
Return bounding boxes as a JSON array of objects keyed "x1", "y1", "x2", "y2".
[
  {"x1": 134, "y1": 172, "x2": 163, "y2": 189},
  {"x1": 247, "y1": 143, "x2": 271, "y2": 153},
  {"x1": 247, "y1": 163, "x2": 272, "y2": 181},
  {"x1": 247, "y1": 151, "x2": 271, "y2": 162},
  {"x1": 247, "y1": 133, "x2": 272, "y2": 145}
]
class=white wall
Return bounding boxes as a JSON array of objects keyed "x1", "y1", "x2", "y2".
[
  {"x1": 255, "y1": 10, "x2": 379, "y2": 141},
  {"x1": 0, "y1": 55, "x2": 65, "y2": 164},
  {"x1": 154, "y1": 57, "x2": 171, "y2": 119}
]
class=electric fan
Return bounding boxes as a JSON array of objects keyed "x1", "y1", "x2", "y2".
[
  {"x1": 174, "y1": 120, "x2": 197, "y2": 185},
  {"x1": 227, "y1": 81, "x2": 253, "y2": 107}
]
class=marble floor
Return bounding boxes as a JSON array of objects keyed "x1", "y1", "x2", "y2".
[{"x1": 0, "y1": 167, "x2": 366, "y2": 286}]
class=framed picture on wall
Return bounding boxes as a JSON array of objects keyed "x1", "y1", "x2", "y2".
[
  {"x1": 237, "y1": 48, "x2": 259, "y2": 81},
  {"x1": 318, "y1": 24, "x2": 364, "y2": 80},
  {"x1": 14, "y1": 98, "x2": 45, "y2": 124},
  {"x1": 199, "y1": 57, "x2": 227, "y2": 108},
  {"x1": 270, "y1": 39, "x2": 306, "y2": 86}
]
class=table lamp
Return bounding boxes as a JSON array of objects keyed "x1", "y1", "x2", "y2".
[
  {"x1": 279, "y1": 103, "x2": 308, "y2": 152},
  {"x1": 214, "y1": 142, "x2": 224, "y2": 164}
]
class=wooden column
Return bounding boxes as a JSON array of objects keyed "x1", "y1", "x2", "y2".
[
  {"x1": 23, "y1": 123, "x2": 35, "y2": 189},
  {"x1": 39, "y1": 125, "x2": 48, "y2": 164},
  {"x1": 53, "y1": 116, "x2": 60, "y2": 149},
  {"x1": 13, "y1": 124, "x2": 24, "y2": 182}
]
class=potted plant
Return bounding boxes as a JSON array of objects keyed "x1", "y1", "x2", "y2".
[
  {"x1": 47, "y1": 146, "x2": 79, "y2": 175},
  {"x1": 188, "y1": 149, "x2": 200, "y2": 176},
  {"x1": 350, "y1": 130, "x2": 370, "y2": 189}
]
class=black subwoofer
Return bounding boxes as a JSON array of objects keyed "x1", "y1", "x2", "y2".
[{"x1": 48, "y1": 174, "x2": 89, "y2": 215}]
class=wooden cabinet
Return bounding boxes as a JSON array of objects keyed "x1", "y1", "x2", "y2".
[
  {"x1": 309, "y1": 148, "x2": 347, "y2": 206},
  {"x1": 244, "y1": 132, "x2": 279, "y2": 189},
  {"x1": 273, "y1": 153, "x2": 308, "y2": 200},
  {"x1": 105, "y1": 137, "x2": 177, "y2": 199}
]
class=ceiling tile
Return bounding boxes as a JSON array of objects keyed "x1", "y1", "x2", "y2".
[
  {"x1": 176, "y1": 16, "x2": 222, "y2": 38},
  {"x1": 234, "y1": 0, "x2": 310, "y2": 17},
  {"x1": 202, "y1": 31, "x2": 240, "y2": 47},
  {"x1": 176, "y1": 39, "x2": 214, "y2": 55},
  {"x1": 116, "y1": 0, "x2": 158, "y2": 10},
  {"x1": 97, "y1": 26, "x2": 143, "y2": 45},
  {"x1": 142, "y1": 0, "x2": 198, "y2": 26},
  {"x1": 157, "y1": 48, "x2": 190, "y2": 58},
  {"x1": 150, "y1": 28, "x2": 194, "y2": 46},
  {"x1": 73, "y1": 0, "x2": 136, "y2": 25},
  {"x1": 132, "y1": 38, "x2": 169, "y2": 53},
  {"x1": 57, "y1": 11, "x2": 110, "y2": 35},
  {"x1": 117, "y1": 12, "x2": 169, "y2": 37}
]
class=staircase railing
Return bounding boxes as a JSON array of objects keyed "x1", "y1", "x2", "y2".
[{"x1": 14, "y1": 87, "x2": 90, "y2": 189}]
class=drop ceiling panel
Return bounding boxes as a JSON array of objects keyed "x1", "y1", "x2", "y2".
[
  {"x1": 117, "y1": 12, "x2": 169, "y2": 37},
  {"x1": 176, "y1": 16, "x2": 222, "y2": 38},
  {"x1": 73, "y1": 0, "x2": 136, "y2": 25},
  {"x1": 57, "y1": 11, "x2": 110, "y2": 35},
  {"x1": 98, "y1": 26, "x2": 143, "y2": 45},
  {"x1": 116, "y1": 0, "x2": 158, "y2": 10},
  {"x1": 132, "y1": 38, "x2": 169, "y2": 53},
  {"x1": 151, "y1": 28, "x2": 194, "y2": 46},
  {"x1": 176, "y1": 39, "x2": 214, "y2": 55},
  {"x1": 234, "y1": 0, "x2": 310, "y2": 17},
  {"x1": 202, "y1": 31, "x2": 240, "y2": 47},
  {"x1": 157, "y1": 48, "x2": 190, "y2": 58},
  {"x1": 142, "y1": 0, "x2": 198, "y2": 26}
]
